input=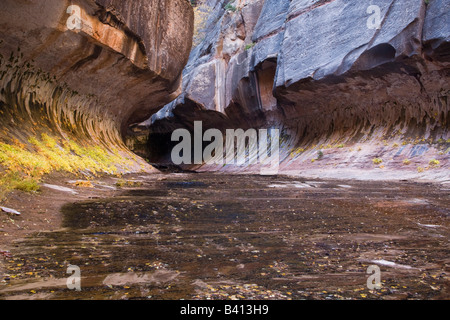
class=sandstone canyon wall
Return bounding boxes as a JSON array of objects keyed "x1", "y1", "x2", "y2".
[
  {"x1": 146, "y1": 0, "x2": 449, "y2": 181},
  {"x1": 0, "y1": 0, "x2": 193, "y2": 188}
]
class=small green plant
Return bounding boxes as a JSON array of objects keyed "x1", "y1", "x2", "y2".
[
  {"x1": 115, "y1": 179, "x2": 126, "y2": 187},
  {"x1": 0, "y1": 172, "x2": 40, "y2": 199},
  {"x1": 115, "y1": 179, "x2": 143, "y2": 188},
  {"x1": 317, "y1": 150, "x2": 324, "y2": 159},
  {"x1": 225, "y1": 1, "x2": 237, "y2": 12},
  {"x1": 14, "y1": 179, "x2": 41, "y2": 192},
  {"x1": 336, "y1": 144, "x2": 344, "y2": 148},
  {"x1": 290, "y1": 147, "x2": 304, "y2": 157},
  {"x1": 429, "y1": 159, "x2": 440, "y2": 166},
  {"x1": 73, "y1": 180, "x2": 94, "y2": 188},
  {"x1": 373, "y1": 158, "x2": 383, "y2": 165},
  {"x1": 244, "y1": 42, "x2": 256, "y2": 51}
]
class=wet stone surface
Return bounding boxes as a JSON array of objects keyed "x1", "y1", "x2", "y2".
[{"x1": 0, "y1": 173, "x2": 449, "y2": 300}]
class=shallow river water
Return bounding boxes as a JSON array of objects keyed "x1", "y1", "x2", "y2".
[{"x1": 0, "y1": 173, "x2": 449, "y2": 300}]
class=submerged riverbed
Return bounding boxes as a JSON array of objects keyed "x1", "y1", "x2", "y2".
[{"x1": 0, "y1": 173, "x2": 448, "y2": 300}]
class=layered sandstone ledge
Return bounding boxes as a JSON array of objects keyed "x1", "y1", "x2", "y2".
[{"x1": 145, "y1": 0, "x2": 449, "y2": 181}]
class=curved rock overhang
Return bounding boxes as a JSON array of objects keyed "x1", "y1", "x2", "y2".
[{"x1": 0, "y1": 0, "x2": 194, "y2": 150}]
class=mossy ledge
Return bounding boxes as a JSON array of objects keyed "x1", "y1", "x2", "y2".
[{"x1": 0, "y1": 52, "x2": 147, "y2": 199}]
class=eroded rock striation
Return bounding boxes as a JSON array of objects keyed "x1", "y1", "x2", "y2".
[
  {"x1": 146, "y1": 0, "x2": 449, "y2": 180},
  {"x1": 0, "y1": 0, "x2": 193, "y2": 160}
]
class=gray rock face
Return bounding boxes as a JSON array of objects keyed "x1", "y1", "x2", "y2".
[
  {"x1": 252, "y1": 0, "x2": 289, "y2": 41},
  {"x1": 423, "y1": 0, "x2": 450, "y2": 60},
  {"x1": 277, "y1": 0, "x2": 425, "y2": 86},
  {"x1": 147, "y1": 0, "x2": 449, "y2": 174}
]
